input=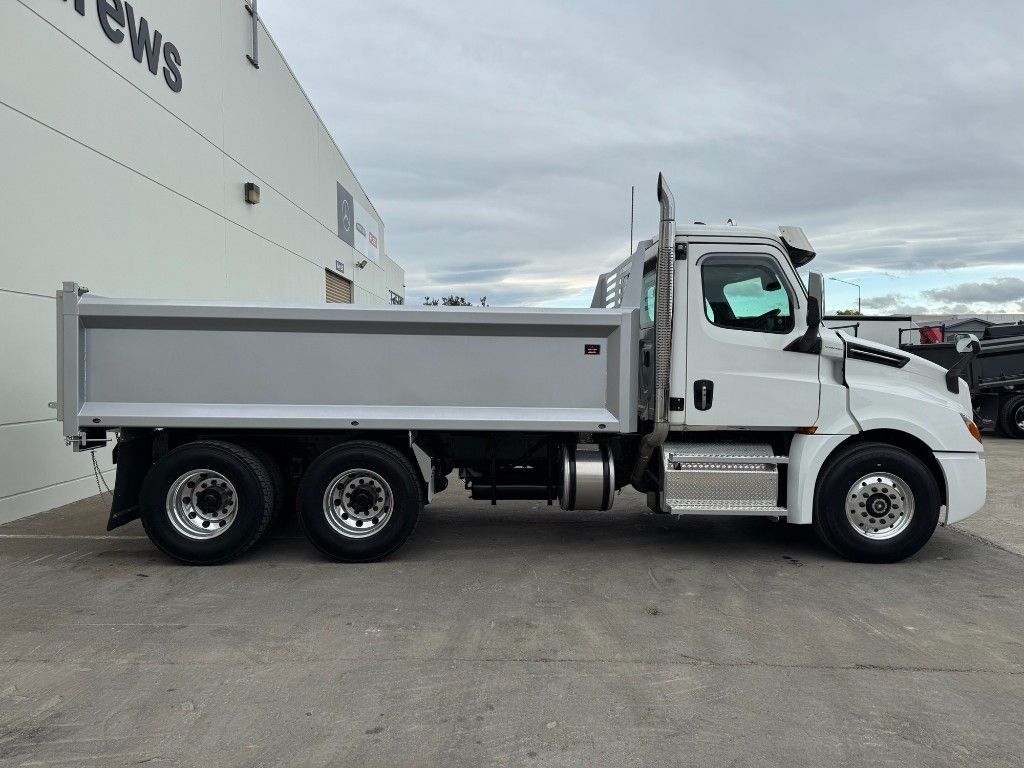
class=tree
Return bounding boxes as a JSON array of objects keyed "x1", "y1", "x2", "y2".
[
  {"x1": 423, "y1": 295, "x2": 487, "y2": 307},
  {"x1": 834, "y1": 309, "x2": 860, "y2": 316}
]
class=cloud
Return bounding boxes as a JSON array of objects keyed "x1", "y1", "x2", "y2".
[
  {"x1": 861, "y1": 293, "x2": 907, "y2": 311},
  {"x1": 261, "y1": 0, "x2": 1024, "y2": 306},
  {"x1": 922, "y1": 277, "x2": 1024, "y2": 304},
  {"x1": 860, "y1": 293, "x2": 931, "y2": 315}
]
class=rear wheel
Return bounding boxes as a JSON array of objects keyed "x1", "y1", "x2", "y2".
[
  {"x1": 296, "y1": 441, "x2": 422, "y2": 562},
  {"x1": 813, "y1": 442, "x2": 940, "y2": 563},
  {"x1": 243, "y1": 443, "x2": 288, "y2": 521},
  {"x1": 139, "y1": 440, "x2": 275, "y2": 565},
  {"x1": 997, "y1": 394, "x2": 1024, "y2": 439}
]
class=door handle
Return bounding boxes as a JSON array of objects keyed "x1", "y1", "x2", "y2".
[{"x1": 694, "y1": 379, "x2": 714, "y2": 411}]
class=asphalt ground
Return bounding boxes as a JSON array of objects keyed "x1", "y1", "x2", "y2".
[{"x1": 0, "y1": 438, "x2": 1021, "y2": 767}]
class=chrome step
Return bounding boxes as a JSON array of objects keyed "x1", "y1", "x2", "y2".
[
  {"x1": 666, "y1": 454, "x2": 789, "y2": 466},
  {"x1": 666, "y1": 442, "x2": 788, "y2": 467},
  {"x1": 669, "y1": 503, "x2": 787, "y2": 517},
  {"x1": 663, "y1": 442, "x2": 784, "y2": 515}
]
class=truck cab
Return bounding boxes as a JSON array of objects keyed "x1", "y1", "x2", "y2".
[{"x1": 595, "y1": 175, "x2": 986, "y2": 562}]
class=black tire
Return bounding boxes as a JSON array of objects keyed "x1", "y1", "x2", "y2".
[
  {"x1": 243, "y1": 443, "x2": 288, "y2": 520},
  {"x1": 997, "y1": 394, "x2": 1024, "y2": 439},
  {"x1": 813, "y1": 442, "x2": 940, "y2": 563},
  {"x1": 139, "y1": 440, "x2": 275, "y2": 565},
  {"x1": 296, "y1": 441, "x2": 422, "y2": 562}
]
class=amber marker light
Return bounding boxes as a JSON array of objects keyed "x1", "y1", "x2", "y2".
[{"x1": 961, "y1": 414, "x2": 983, "y2": 444}]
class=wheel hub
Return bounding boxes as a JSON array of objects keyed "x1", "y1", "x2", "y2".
[
  {"x1": 845, "y1": 473, "x2": 915, "y2": 541},
  {"x1": 867, "y1": 493, "x2": 891, "y2": 515},
  {"x1": 348, "y1": 487, "x2": 376, "y2": 513},
  {"x1": 323, "y1": 469, "x2": 394, "y2": 539},
  {"x1": 195, "y1": 488, "x2": 224, "y2": 514},
  {"x1": 166, "y1": 469, "x2": 238, "y2": 540}
]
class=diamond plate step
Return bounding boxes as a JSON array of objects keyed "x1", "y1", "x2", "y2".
[
  {"x1": 663, "y1": 442, "x2": 784, "y2": 514},
  {"x1": 668, "y1": 503, "x2": 787, "y2": 517}
]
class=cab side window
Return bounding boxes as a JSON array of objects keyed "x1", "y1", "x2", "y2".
[
  {"x1": 641, "y1": 268, "x2": 656, "y2": 329},
  {"x1": 701, "y1": 259, "x2": 794, "y2": 334}
]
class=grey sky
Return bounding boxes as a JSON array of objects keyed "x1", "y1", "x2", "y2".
[{"x1": 261, "y1": 1, "x2": 1024, "y2": 312}]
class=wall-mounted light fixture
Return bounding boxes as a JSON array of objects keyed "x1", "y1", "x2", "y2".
[
  {"x1": 244, "y1": 182, "x2": 260, "y2": 205},
  {"x1": 355, "y1": 259, "x2": 368, "y2": 269}
]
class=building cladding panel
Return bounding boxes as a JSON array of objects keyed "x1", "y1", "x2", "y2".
[{"x1": 0, "y1": 0, "x2": 405, "y2": 522}]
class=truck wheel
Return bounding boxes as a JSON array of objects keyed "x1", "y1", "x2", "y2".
[
  {"x1": 813, "y1": 443, "x2": 940, "y2": 563},
  {"x1": 997, "y1": 394, "x2": 1024, "y2": 439},
  {"x1": 296, "y1": 441, "x2": 422, "y2": 562},
  {"x1": 139, "y1": 440, "x2": 275, "y2": 565},
  {"x1": 243, "y1": 443, "x2": 288, "y2": 521}
]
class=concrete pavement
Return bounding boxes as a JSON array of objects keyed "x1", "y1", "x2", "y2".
[
  {"x1": 954, "y1": 437, "x2": 1024, "y2": 555},
  {"x1": 0, "y1": 442, "x2": 1022, "y2": 767}
]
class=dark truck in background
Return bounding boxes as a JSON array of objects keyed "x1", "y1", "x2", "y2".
[{"x1": 901, "y1": 322, "x2": 1024, "y2": 438}]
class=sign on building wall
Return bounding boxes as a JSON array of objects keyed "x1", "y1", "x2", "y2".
[
  {"x1": 59, "y1": 0, "x2": 183, "y2": 92},
  {"x1": 337, "y1": 182, "x2": 379, "y2": 262}
]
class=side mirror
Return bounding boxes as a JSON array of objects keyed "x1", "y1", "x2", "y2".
[
  {"x1": 947, "y1": 334, "x2": 981, "y2": 394},
  {"x1": 955, "y1": 334, "x2": 981, "y2": 354},
  {"x1": 807, "y1": 271, "x2": 824, "y2": 315},
  {"x1": 806, "y1": 295, "x2": 821, "y2": 330},
  {"x1": 785, "y1": 295, "x2": 822, "y2": 354}
]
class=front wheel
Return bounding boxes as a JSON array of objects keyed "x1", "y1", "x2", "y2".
[
  {"x1": 813, "y1": 443, "x2": 940, "y2": 563},
  {"x1": 296, "y1": 441, "x2": 423, "y2": 562}
]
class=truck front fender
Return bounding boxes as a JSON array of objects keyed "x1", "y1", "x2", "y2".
[{"x1": 786, "y1": 432, "x2": 850, "y2": 525}]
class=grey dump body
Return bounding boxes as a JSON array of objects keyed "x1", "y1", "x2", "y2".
[{"x1": 57, "y1": 282, "x2": 638, "y2": 442}]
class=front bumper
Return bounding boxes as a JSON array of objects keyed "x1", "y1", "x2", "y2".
[{"x1": 935, "y1": 451, "x2": 987, "y2": 524}]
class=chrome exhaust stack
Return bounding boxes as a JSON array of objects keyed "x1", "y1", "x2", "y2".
[{"x1": 631, "y1": 173, "x2": 675, "y2": 487}]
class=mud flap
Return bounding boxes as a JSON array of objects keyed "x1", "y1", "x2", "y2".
[{"x1": 107, "y1": 431, "x2": 155, "y2": 531}]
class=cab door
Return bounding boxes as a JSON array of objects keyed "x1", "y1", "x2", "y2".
[{"x1": 683, "y1": 245, "x2": 820, "y2": 427}]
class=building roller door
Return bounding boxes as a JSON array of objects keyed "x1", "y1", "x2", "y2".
[{"x1": 326, "y1": 269, "x2": 353, "y2": 303}]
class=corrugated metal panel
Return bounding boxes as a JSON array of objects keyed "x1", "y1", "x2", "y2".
[{"x1": 326, "y1": 270, "x2": 353, "y2": 304}]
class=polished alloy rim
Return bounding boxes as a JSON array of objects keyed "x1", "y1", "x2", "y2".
[
  {"x1": 166, "y1": 469, "x2": 238, "y2": 540},
  {"x1": 1015, "y1": 404, "x2": 1024, "y2": 430},
  {"x1": 323, "y1": 469, "x2": 394, "y2": 539},
  {"x1": 845, "y1": 472, "x2": 915, "y2": 540}
]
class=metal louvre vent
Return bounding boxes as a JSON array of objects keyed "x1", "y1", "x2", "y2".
[
  {"x1": 326, "y1": 270, "x2": 353, "y2": 304},
  {"x1": 846, "y1": 341, "x2": 909, "y2": 369}
]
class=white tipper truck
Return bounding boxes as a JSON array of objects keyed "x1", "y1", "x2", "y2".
[{"x1": 55, "y1": 176, "x2": 986, "y2": 565}]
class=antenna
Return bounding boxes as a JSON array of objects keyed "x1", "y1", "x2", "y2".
[{"x1": 629, "y1": 185, "x2": 635, "y2": 257}]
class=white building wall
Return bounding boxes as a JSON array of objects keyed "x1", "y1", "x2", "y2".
[
  {"x1": 0, "y1": 0, "x2": 404, "y2": 522},
  {"x1": 823, "y1": 317, "x2": 913, "y2": 348},
  {"x1": 913, "y1": 314, "x2": 1024, "y2": 327}
]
